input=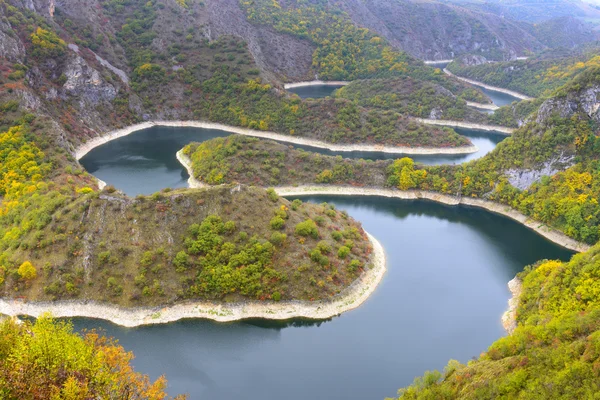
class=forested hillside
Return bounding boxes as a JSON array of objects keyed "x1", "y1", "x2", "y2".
[
  {"x1": 447, "y1": 48, "x2": 600, "y2": 97},
  {"x1": 0, "y1": 316, "x2": 183, "y2": 398}
]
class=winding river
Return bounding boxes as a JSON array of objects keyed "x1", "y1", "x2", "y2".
[
  {"x1": 75, "y1": 87, "x2": 554, "y2": 399},
  {"x1": 72, "y1": 196, "x2": 572, "y2": 399},
  {"x1": 80, "y1": 126, "x2": 504, "y2": 196}
]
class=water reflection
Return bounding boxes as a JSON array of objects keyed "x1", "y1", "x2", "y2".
[
  {"x1": 69, "y1": 196, "x2": 572, "y2": 400},
  {"x1": 286, "y1": 84, "x2": 344, "y2": 99},
  {"x1": 80, "y1": 126, "x2": 505, "y2": 196}
]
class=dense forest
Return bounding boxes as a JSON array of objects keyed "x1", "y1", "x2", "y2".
[
  {"x1": 447, "y1": 49, "x2": 600, "y2": 98},
  {"x1": 0, "y1": 316, "x2": 184, "y2": 398}
]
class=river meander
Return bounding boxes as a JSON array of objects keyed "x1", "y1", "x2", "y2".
[
  {"x1": 74, "y1": 120, "x2": 575, "y2": 399},
  {"x1": 79, "y1": 125, "x2": 504, "y2": 196},
  {"x1": 71, "y1": 196, "x2": 572, "y2": 399}
]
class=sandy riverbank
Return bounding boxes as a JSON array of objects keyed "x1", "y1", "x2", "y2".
[
  {"x1": 284, "y1": 80, "x2": 349, "y2": 89},
  {"x1": 501, "y1": 277, "x2": 522, "y2": 334},
  {"x1": 443, "y1": 68, "x2": 533, "y2": 101},
  {"x1": 0, "y1": 231, "x2": 386, "y2": 327},
  {"x1": 415, "y1": 118, "x2": 514, "y2": 135},
  {"x1": 74, "y1": 121, "x2": 479, "y2": 161},
  {"x1": 274, "y1": 186, "x2": 590, "y2": 252}
]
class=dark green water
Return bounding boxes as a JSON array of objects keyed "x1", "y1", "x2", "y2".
[
  {"x1": 72, "y1": 196, "x2": 573, "y2": 399},
  {"x1": 75, "y1": 92, "x2": 560, "y2": 399},
  {"x1": 79, "y1": 126, "x2": 504, "y2": 197},
  {"x1": 478, "y1": 86, "x2": 520, "y2": 107},
  {"x1": 287, "y1": 84, "x2": 344, "y2": 99}
]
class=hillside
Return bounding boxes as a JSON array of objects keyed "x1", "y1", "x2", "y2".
[
  {"x1": 0, "y1": 0, "x2": 481, "y2": 150},
  {"x1": 0, "y1": 316, "x2": 184, "y2": 399},
  {"x1": 447, "y1": 48, "x2": 600, "y2": 97},
  {"x1": 185, "y1": 69, "x2": 600, "y2": 246},
  {"x1": 456, "y1": 0, "x2": 600, "y2": 23}
]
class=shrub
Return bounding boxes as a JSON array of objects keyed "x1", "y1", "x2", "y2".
[
  {"x1": 272, "y1": 291, "x2": 281, "y2": 301},
  {"x1": 97, "y1": 251, "x2": 111, "y2": 265},
  {"x1": 295, "y1": 219, "x2": 319, "y2": 238},
  {"x1": 338, "y1": 246, "x2": 351, "y2": 259},
  {"x1": 266, "y1": 188, "x2": 278, "y2": 202},
  {"x1": 331, "y1": 231, "x2": 343, "y2": 241},
  {"x1": 270, "y1": 232, "x2": 287, "y2": 246},
  {"x1": 270, "y1": 216, "x2": 285, "y2": 230},
  {"x1": 291, "y1": 199, "x2": 302, "y2": 210},
  {"x1": 348, "y1": 259, "x2": 362, "y2": 272},
  {"x1": 173, "y1": 251, "x2": 189, "y2": 272},
  {"x1": 316, "y1": 240, "x2": 332, "y2": 254}
]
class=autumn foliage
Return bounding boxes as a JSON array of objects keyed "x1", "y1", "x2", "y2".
[{"x1": 0, "y1": 315, "x2": 184, "y2": 399}]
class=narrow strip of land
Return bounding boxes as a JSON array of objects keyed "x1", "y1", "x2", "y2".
[
  {"x1": 443, "y1": 68, "x2": 534, "y2": 101},
  {"x1": 415, "y1": 118, "x2": 514, "y2": 135},
  {"x1": 284, "y1": 80, "x2": 350, "y2": 89},
  {"x1": 0, "y1": 231, "x2": 386, "y2": 327},
  {"x1": 74, "y1": 120, "x2": 479, "y2": 160}
]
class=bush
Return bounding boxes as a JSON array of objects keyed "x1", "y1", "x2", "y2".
[
  {"x1": 97, "y1": 251, "x2": 111, "y2": 265},
  {"x1": 316, "y1": 240, "x2": 331, "y2": 254},
  {"x1": 18, "y1": 261, "x2": 37, "y2": 281},
  {"x1": 266, "y1": 188, "x2": 278, "y2": 202},
  {"x1": 272, "y1": 291, "x2": 281, "y2": 301},
  {"x1": 338, "y1": 246, "x2": 351, "y2": 259},
  {"x1": 295, "y1": 219, "x2": 319, "y2": 239},
  {"x1": 173, "y1": 251, "x2": 189, "y2": 272},
  {"x1": 348, "y1": 259, "x2": 362, "y2": 272},
  {"x1": 270, "y1": 216, "x2": 285, "y2": 230},
  {"x1": 270, "y1": 232, "x2": 287, "y2": 246},
  {"x1": 291, "y1": 199, "x2": 302, "y2": 210}
]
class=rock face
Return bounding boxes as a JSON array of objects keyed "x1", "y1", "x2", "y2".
[
  {"x1": 335, "y1": 0, "x2": 546, "y2": 61},
  {"x1": 63, "y1": 55, "x2": 117, "y2": 103},
  {"x1": 506, "y1": 153, "x2": 575, "y2": 190},
  {"x1": 205, "y1": 0, "x2": 314, "y2": 81},
  {"x1": 456, "y1": 54, "x2": 489, "y2": 67},
  {"x1": 0, "y1": 18, "x2": 25, "y2": 62},
  {"x1": 537, "y1": 85, "x2": 600, "y2": 125}
]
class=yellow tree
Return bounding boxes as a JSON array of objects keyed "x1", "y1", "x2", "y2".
[{"x1": 18, "y1": 261, "x2": 37, "y2": 281}]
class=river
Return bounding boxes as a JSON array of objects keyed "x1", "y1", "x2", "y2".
[
  {"x1": 79, "y1": 126, "x2": 504, "y2": 196},
  {"x1": 287, "y1": 84, "x2": 345, "y2": 99},
  {"x1": 74, "y1": 86, "x2": 552, "y2": 399},
  {"x1": 72, "y1": 196, "x2": 572, "y2": 399}
]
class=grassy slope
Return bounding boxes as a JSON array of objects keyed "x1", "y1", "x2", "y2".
[
  {"x1": 182, "y1": 136, "x2": 389, "y2": 187},
  {"x1": 1, "y1": 185, "x2": 373, "y2": 305}
]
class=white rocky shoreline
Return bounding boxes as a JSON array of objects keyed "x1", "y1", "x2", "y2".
[
  {"x1": 74, "y1": 120, "x2": 479, "y2": 161},
  {"x1": 443, "y1": 68, "x2": 534, "y2": 101},
  {"x1": 416, "y1": 118, "x2": 513, "y2": 135},
  {"x1": 0, "y1": 231, "x2": 386, "y2": 328},
  {"x1": 175, "y1": 153, "x2": 589, "y2": 253},
  {"x1": 283, "y1": 80, "x2": 349, "y2": 89},
  {"x1": 272, "y1": 186, "x2": 590, "y2": 253}
]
